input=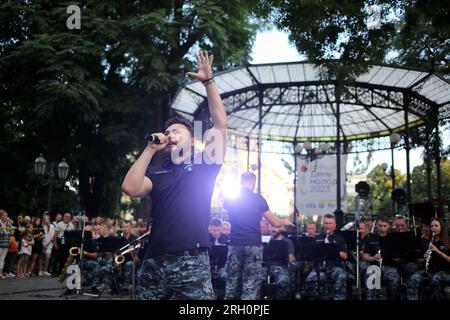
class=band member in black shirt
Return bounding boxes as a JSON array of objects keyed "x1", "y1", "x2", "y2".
[
  {"x1": 304, "y1": 213, "x2": 348, "y2": 300},
  {"x1": 223, "y1": 172, "x2": 292, "y2": 300}
]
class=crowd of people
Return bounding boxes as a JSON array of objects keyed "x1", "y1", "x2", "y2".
[{"x1": 0, "y1": 209, "x2": 148, "y2": 288}]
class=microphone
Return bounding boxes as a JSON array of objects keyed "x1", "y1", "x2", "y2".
[{"x1": 144, "y1": 133, "x2": 161, "y2": 144}]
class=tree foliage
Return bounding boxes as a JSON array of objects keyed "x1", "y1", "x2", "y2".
[{"x1": 0, "y1": 0, "x2": 260, "y2": 216}]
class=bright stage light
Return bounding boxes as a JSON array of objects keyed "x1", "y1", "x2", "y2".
[{"x1": 221, "y1": 177, "x2": 241, "y2": 199}]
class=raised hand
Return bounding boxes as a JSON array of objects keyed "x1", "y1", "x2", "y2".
[{"x1": 186, "y1": 51, "x2": 214, "y2": 82}]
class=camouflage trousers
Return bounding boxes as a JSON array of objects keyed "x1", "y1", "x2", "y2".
[
  {"x1": 225, "y1": 245, "x2": 263, "y2": 300},
  {"x1": 345, "y1": 261, "x2": 370, "y2": 277},
  {"x1": 261, "y1": 264, "x2": 290, "y2": 300},
  {"x1": 401, "y1": 262, "x2": 419, "y2": 281},
  {"x1": 136, "y1": 251, "x2": 214, "y2": 300},
  {"x1": 364, "y1": 265, "x2": 399, "y2": 300},
  {"x1": 405, "y1": 270, "x2": 450, "y2": 300},
  {"x1": 121, "y1": 260, "x2": 135, "y2": 289},
  {"x1": 305, "y1": 266, "x2": 348, "y2": 300},
  {"x1": 82, "y1": 257, "x2": 113, "y2": 288},
  {"x1": 211, "y1": 266, "x2": 227, "y2": 300}
]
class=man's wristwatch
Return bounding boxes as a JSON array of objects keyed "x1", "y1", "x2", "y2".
[{"x1": 202, "y1": 77, "x2": 215, "y2": 87}]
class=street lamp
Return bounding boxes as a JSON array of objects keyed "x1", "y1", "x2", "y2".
[{"x1": 34, "y1": 154, "x2": 70, "y2": 214}]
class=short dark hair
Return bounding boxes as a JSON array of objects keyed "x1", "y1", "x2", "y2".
[
  {"x1": 377, "y1": 215, "x2": 390, "y2": 223},
  {"x1": 210, "y1": 217, "x2": 223, "y2": 227},
  {"x1": 164, "y1": 117, "x2": 194, "y2": 137},
  {"x1": 323, "y1": 213, "x2": 335, "y2": 220},
  {"x1": 123, "y1": 220, "x2": 132, "y2": 225}
]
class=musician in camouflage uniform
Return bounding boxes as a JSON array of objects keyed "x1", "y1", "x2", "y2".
[
  {"x1": 362, "y1": 216, "x2": 400, "y2": 300},
  {"x1": 304, "y1": 214, "x2": 348, "y2": 300},
  {"x1": 405, "y1": 218, "x2": 450, "y2": 300},
  {"x1": 260, "y1": 225, "x2": 295, "y2": 299}
]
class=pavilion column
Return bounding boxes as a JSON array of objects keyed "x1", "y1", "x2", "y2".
[
  {"x1": 403, "y1": 94, "x2": 412, "y2": 204},
  {"x1": 433, "y1": 104, "x2": 444, "y2": 217}
]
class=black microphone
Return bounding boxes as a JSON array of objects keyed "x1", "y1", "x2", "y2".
[{"x1": 144, "y1": 133, "x2": 161, "y2": 144}]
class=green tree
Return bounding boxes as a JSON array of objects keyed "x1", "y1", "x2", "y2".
[
  {"x1": 366, "y1": 164, "x2": 406, "y2": 214},
  {"x1": 259, "y1": 0, "x2": 449, "y2": 79},
  {"x1": 411, "y1": 158, "x2": 450, "y2": 203},
  {"x1": 259, "y1": 0, "x2": 400, "y2": 80},
  {"x1": 0, "y1": 0, "x2": 260, "y2": 216}
]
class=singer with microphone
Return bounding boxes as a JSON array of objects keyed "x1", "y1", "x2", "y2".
[{"x1": 121, "y1": 51, "x2": 227, "y2": 300}]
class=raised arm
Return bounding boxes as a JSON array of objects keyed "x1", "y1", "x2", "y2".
[
  {"x1": 187, "y1": 51, "x2": 228, "y2": 161},
  {"x1": 263, "y1": 211, "x2": 294, "y2": 228},
  {"x1": 121, "y1": 133, "x2": 169, "y2": 198}
]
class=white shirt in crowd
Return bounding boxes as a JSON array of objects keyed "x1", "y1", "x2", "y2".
[
  {"x1": 19, "y1": 238, "x2": 32, "y2": 256},
  {"x1": 42, "y1": 224, "x2": 55, "y2": 249},
  {"x1": 55, "y1": 221, "x2": 75, "y2": 244}
]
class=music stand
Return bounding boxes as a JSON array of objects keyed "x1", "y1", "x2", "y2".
[
  {"x1": 301, "y1": 243, "x2": 341, "y2": 298},
  {"x1": 383, "y1": 232, "x2": 421, "y2": 263},
  {"x1": 97, "y1": 237, "x2": 127, "y2": 298},
  {"x1": 335, "y1": 230, "x2": 357, "y2": 252},
  {"x1": 265, "y1": 240, "x2": 291, "y2": 300}
]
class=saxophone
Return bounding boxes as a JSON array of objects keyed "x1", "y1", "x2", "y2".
[
  {"x1": 59, "y1": 247, "x2": 80, "y2": 282},
  {"x1": 425, "y1": 232, "x2": 436, "y2": 273}
]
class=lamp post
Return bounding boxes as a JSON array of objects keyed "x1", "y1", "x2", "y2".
[{"x1": 34, "y1": 154, "x2": 70, "y2": 215}]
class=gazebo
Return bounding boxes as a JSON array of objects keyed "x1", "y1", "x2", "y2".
[{"x1": 170, "y1": 61, "x2": 450, "y2": 218}]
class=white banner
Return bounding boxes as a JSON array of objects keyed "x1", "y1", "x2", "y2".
[{"x1": 296, "y1": 155, "x2": 347, "y2": 215}]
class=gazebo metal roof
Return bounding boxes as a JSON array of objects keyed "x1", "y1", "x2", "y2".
[{"x1": 170, "y1": 62, "x2": 450, "y2": 142}]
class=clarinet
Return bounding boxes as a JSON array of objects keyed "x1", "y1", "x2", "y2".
[
  {"x1": 425, "y1": 232, "x2": 436, "y2": 273},
  {"x1": 377, "y1": 249, "x2": 382, "y2": 270}
]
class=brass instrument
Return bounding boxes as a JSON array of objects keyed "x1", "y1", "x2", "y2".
[
  {"x1": 58, "y1": 246, "x2": 80, "y2": 282},
  {"x1": 114, "y1": 231, "x2": 150, "y2": 265},
  {"x1": 425, "y1": 232, "x2": 435, "y2": 273},
  {"x1": 114, "y1": 243, "x2": 142, "y2": 265}
]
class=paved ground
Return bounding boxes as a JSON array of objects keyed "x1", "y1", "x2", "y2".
[{"x1": 0, "y1": 276, "x2": 132, "y2": 300}]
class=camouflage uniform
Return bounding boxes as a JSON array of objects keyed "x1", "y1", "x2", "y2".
[
  {"x1": 305, "y1": 266, "x2": 348, "y2": 300},
  {"x1": 405, "y1": 270, "x2": 450, "y2": 300},
  {"x1": 364, "y1": 265, "x2": 399, "y2": 300},
  {"x1": 136, "y1": 251, "x2": 214, "y2": 300},
  {"x1": 211, "y1": 265, "x2": 227, "y2": 300},
  {"x1": 91, "y1": 256, "x2": 113, "y2": 289},
  {"x1": 225, "y1": 245, "x2": 263, "y2": 300},
  {"x1": 81, "y1": 259, "x2": 98, "y2": 287},
  {"x1": 261, "y1": 264, "x2": 290, "y2": 300},
  {"x1": 401, "y1": 262, "x2": 419, "y2": 281},
  {"x1": 121, "y1": 260, "x2": 135, "y2": 290}
]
